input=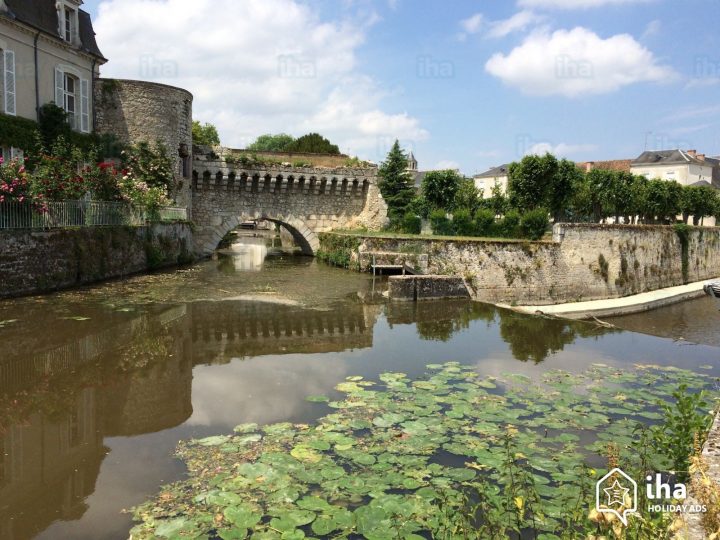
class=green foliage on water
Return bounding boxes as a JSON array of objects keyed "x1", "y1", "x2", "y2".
[{"x1": 130, "y1": 363, "x2": 718, "y2": 539}]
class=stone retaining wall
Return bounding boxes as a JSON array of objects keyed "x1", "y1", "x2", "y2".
[
  {"x1": 0, "y1": 223, "x2": 193, "y2": 299},
  {"x1": 323, "y1": 224, "x2": 720, "y2": 305}
]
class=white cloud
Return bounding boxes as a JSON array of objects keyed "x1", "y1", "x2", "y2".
[
  {"x1": 642, "y1": 19, "x2": 661, "y2": 39},
  {"x1": 434, "y1": 160, "x2": 461, "y2": 170},
  {"x1": 518, "y1": 0, "x2": 652, "y2": 9},
  {"x1": 526, "y1": 142, "x2": 598, "y2": 156},
  {"x1": 487, "y1": 11, "x2": 545, "y2": 38},
  {"x1": 94, "y1": 0, "x2": 426, "y2": 160},
  {"x1": 461, "y1": 13, "x2": 484, "y2": 34},
  {"x1": 485, "y1": 27, "x2": 676, "y2": 97}
]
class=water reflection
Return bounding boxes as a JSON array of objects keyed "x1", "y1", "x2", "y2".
[{"x1": 0, "y1": 261, "x2": 715, "y2": 539}]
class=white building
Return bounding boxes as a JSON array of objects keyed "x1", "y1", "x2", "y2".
[
  {"x1": 630, "y1": 149, "x2": 718, "y2": 187},
  {"x1": 473, "y1": 164, "x2": 509, "y2": 199}
]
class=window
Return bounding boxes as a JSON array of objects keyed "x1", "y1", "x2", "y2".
[
  {"x1": 64, "y1": 73, "x2": 76, "y2": 129},
  {"x1": 64, "y1": 8, "x2": 74, "y2": 42},
  {"x1": 54, "y1": 67, "x2": 89, "y2": 132},
  {"x1": 2, "y1": 49, "x2": 14, "y2": 116}
]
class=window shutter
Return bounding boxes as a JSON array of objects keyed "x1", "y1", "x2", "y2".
[
  {"x1": 58, "y1": 6, "x2": 65, "y2": 38},
  {"x1": 4, "y1": 50, "x2": 15, "y2": 116},
  {"x1": 55, "y1": 67, "x2": 64, "y2": 107},
  {"x1": 80, "y1": 78, "x2": 89, "y2": 133}
]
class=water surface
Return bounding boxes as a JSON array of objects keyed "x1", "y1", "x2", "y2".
[{"x1": 0, "y1": 241, "x2": 718, "y2": 539}]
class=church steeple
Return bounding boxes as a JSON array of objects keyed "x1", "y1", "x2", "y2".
[{"x1": 407, "y1": 151, "x2": 418, "y2": 171}]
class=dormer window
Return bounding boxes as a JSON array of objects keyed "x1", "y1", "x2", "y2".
[
  {"x1": 64, "y1": 7, "x2": 74, "y2": 42},
  {"x1": 57, "y1": 1, "x2": 80, "y2": 44}
]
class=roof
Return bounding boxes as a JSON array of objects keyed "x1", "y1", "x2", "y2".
[
  {"x1": 577, "y1": 159, "x2": 632, "y2": 173},
  {"x1": 631, "y1": 149, "x2": 712, "y2": 167},
  {"x1": 474, "y1": 164, "x2": 510, "y2": 178},
  {"x1": 1, "y1": 0, "x2": 105, "y2": 60},
  {"x1": 688, "y1": 180, "x2": 719, "y2": 189}
]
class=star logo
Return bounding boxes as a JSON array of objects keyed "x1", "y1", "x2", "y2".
[
  {"x1": 604, "y1": 479, "x2": 630, "y2": 508},
  {"x1": 596, "y1": 468, "x2": 638, "y2": 526}
]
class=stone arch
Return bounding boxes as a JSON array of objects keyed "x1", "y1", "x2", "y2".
[{"x1": 196, "y1": 213, "x2": 319, "y2": 257}]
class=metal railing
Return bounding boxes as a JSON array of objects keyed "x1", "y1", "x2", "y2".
[{"x1": 0, "y1": 201, "x2": 187, "y2": 230}]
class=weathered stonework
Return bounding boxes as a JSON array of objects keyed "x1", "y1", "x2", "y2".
[
  {"x1": 0, "y1": 224, "x2": 193, "y2": 299},
  {"x1": 94, "y1": 78, "x2": 194, "y2": 213},
  {"x1": 192, "y1": 160, "x2": 388, "y2": 256},
  {"x1": 388, "y1": 276, "x2": 471, "y2": 301},
  {"x1": 324, "y1": 224, "x2": 720, "y2": 305}
]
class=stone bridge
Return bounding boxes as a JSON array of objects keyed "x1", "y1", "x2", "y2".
[{"x1": 191, "y1": 158, "x2": 388, "y2": 256}]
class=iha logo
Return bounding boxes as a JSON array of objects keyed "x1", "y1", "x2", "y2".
[
  {"x1": 596, "y1": 469, "x2": 705, "y2": 520},
  {"x1": 596, "y1": 468, "x2": 637, "y2": 525}
]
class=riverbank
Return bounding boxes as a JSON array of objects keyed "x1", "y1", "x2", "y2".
[
  {"x1": 506, "y1": 276, "x2": 720, "y2": 320},
  {"x1": 319, "y1": 223, "x2": 720, "y2": 306},
  {"x1": 0, "y1": 223, "x2": 194, "y2": 299}
]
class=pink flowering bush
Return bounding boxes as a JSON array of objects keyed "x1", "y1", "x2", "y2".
[{"x1": 0, "y1": 157, "x2": 30, "y2": 203}]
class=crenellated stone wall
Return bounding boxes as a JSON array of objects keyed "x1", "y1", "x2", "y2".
[
  {"x1": 324, "y1": 224, "x2": 720, "y2": 305},
  {"x1": 191, "y1": 158, "x2": 388, "y2": 256}
]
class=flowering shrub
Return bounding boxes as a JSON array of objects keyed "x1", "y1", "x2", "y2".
[
  {"x1": 1, "y1": 137, "x2": 176, "y2": 217},
  {"x1": 121, "y1": 141, "x2": 175, "y2": 192},
  {"x1": 0, "y1": 157, "x2": 30, "y2": 203}
]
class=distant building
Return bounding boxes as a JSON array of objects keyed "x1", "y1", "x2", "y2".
[
  {"x1": 473, "y1": 164, "x2": 509, "y2": 199},
  {"x1": 630, "y1": 149, "x2": 718, "y2": 187},
  {"x1": 576, "y1": 160, "x2": 632, "y2": 173},
  {"x1": 406, "y1": 152, "x2": 461, "y2": 191}
]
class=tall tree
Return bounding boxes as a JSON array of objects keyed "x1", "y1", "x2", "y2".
[
  {"x1": 422, "y1": 170, "x2": 464, "y2": 211},
  {"x1": 192, "y1": 121, "x2": 220, "y2": 146},
  {"x1": 287, "y1": 133, "x2": 340, "y2": 154},
  {"x1": 247, "y1": 133, "x2": 295, "y2": 152},
  {"x1": 454, "y1": 178, "x2": 482, "y2": 215},
  {"x1": 548, "y1": 159, "x2": 582, "y2": 222},
  {"x1": 508, "y1": 153, "x2": 558, "y2": 212},
  {"x1": 378, "y1": 140, "x2": 415, "y2": 221}
]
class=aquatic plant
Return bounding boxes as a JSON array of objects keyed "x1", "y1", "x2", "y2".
[{"x1": 130, "y1": 363, "x2": 719, "y2": 539}]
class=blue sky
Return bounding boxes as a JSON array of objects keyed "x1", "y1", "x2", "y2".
[{"x1": 82, "y1": 0, "x2": 720, "y2": 175}]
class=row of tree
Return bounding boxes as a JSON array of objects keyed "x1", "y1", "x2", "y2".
[
  {"x1": 191, "y1": 123, "x2": 343, "y2": 156},
  {"x1": 378, "y1": 141, "x2": 720, "y2": 239}
]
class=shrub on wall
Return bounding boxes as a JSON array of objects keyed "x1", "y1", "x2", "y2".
[
  {"x1": 0, "y1": 156, "x2": 31, "y2": 203},
  {"x1": 401, "y1": 212, "x2": 421, "y2": 235},
  {"x1": 452, "y1": 208, "x2": 475, "y2": 236},
  {"x1": 430, "y1": 209, "x2": 454, "y2": 236},
  {"x1": 474, "y1": 209, "x2": 496, "y2": 237},
  {"x1": 498, "y1": 210, "x2": 521, "y2": 238},
  {"x1": 519, "y1": 208, "x2": 550, "y2": 241}
]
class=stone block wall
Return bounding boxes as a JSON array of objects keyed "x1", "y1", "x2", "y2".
[
  {"x1": 191, "y1": 161, "x2": 388, "y2": 256},
  {"x1": 94, "y1": 78, "x2": 194, "y2": 213},
  {"x1": 0, "y1": 223, "x2": 193, "y2": 299},
  {"x1": 325, "y1": 224, "x2": 720, "y2": 305}
]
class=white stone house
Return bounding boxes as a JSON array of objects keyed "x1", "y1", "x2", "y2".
[
  {"x1": 473, "y1": 164, "x2": 509, "y2": 199},
  {"x1": 630, "y1": 149, "x2": 718, "y2": 186},
  {"x1": 0, "y1": 0, "x2": 106, "y2": 157}
]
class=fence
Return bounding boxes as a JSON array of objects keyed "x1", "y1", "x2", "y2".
[{"x1": 0, "y1": 201, "x2": 188, "y2": 230}]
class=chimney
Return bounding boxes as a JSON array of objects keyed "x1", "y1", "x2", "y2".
[
  {"x1": 697, "y1": 153, "x2": 706, "y2": 161},
  {"x1": 686, "y1": 149, "x2": 697, "y2": 157},
  {"x1": 585, "y1": 162, "x2": 594, "y2": 172}
]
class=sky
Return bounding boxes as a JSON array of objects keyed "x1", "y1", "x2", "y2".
[{"x1": 81, "y1": 0, "x2": 720, "y2": 175}]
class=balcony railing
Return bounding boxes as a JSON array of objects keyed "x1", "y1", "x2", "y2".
[{"x1": 0, "y1": 201, "x2": 187, "y2": 230}]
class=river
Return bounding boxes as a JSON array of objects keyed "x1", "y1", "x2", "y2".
[{"x1": 0, "y1": 235, "x2": 718, "y2": 539}]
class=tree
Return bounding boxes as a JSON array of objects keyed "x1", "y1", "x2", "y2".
[
  {"x1": 192, "y1": 121, "x2": 220, "y2": 146},
  {"x1": 422, "y1": 169, "x2": 464, "y2": 211},
  {"x1": 454, "y1": 178, "x2": 481, "y2": 215},
  {"x1": 247, "y1": 133, "x2": 295, "y2": 152},
  {"x1": 680, "y1": 185, "x2": 718, "y2": 225},
  {"x1": 508, "y1": 153, "x2": 558, "y2": 212},
  {"x1": 548, "y1": 159, "x2": 582, "y2": 222},
  {"x1": 287, "y1": 133, "x2": 340, "y2": 154},
  {"x1": 487, "y1": 184, "x2": 508, "y2": 217},
  {"x1": 378, "y1": 140, "x2": 416, "y2": 222},
  {"x1": 643, "y1": 179, "x2": 682, "y2": 223}
]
